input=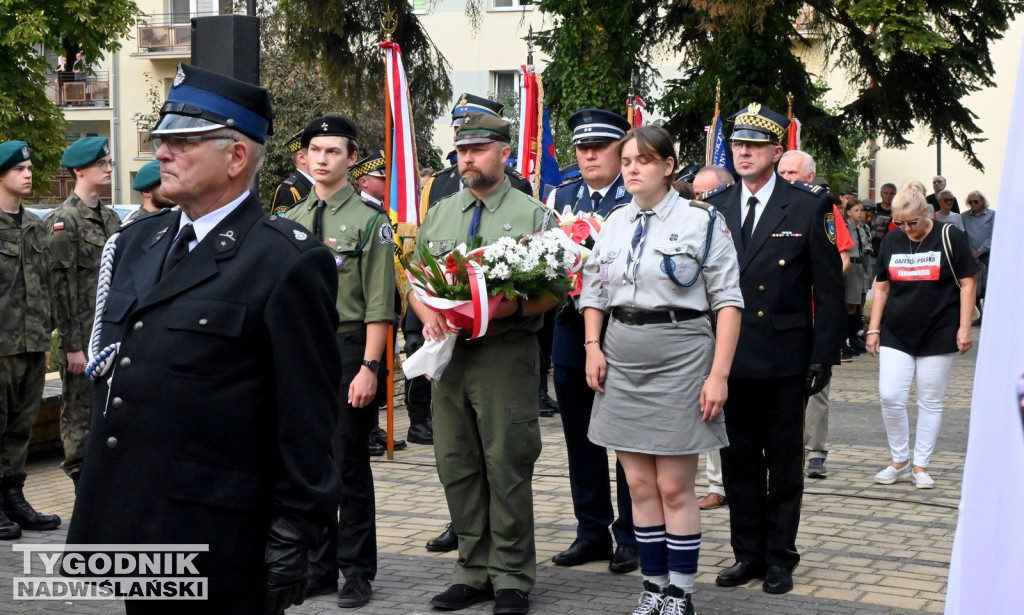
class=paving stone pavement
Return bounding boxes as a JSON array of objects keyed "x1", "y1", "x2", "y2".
[{"x1": 0, "y1": 340, "x2": 978, "y2": 614}]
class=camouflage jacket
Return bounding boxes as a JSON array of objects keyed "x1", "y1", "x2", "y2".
[
  {"x1": 0, "y1": 208, "x2": 54, "y2": 355},
  {"x1": 46, "y1": 194, "x2": 121, "y2": 352}
]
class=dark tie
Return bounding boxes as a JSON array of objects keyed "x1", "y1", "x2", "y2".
[
  {"x1": 312, "y1": 199, "x2": 326, "y2": 241},
  {"x1": 741, "y1": 196, "x2": 758, "y2": 248},
  {"x1": 624, "y1": 211, "x2": 654, "y2": 282},
  {"x1": 161, "y1": 223, "x2": 195, "y2": 279},
  {"x1": 467, "y1": 199, "x2": 484, "y2": 243},
  {"x1": 590, "y1": 191, "x2": 601, "y2": 214}
]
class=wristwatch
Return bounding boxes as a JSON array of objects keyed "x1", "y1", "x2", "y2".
[{"x1": 361, "y1": 360, "x2": 380, "y2": 373}]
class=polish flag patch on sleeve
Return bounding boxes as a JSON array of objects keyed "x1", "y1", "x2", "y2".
[{"x1": 53, "y1": 221, "x2": 64, "y2": 231}]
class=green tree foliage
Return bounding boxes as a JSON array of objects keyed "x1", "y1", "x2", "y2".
[
  {"x1": 266, "y1": 0, "x2": 451, "y2": 196},
  {"x1": 0, "y1": 0, "x2": 139, "y2": 189}
]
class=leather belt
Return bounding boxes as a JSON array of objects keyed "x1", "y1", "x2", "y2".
[
  {"x1": 337, "y1": 322, "x2": 366, "y2": 333},
  {"x1": 610, "y1": 307, "x2": 704, "y2": 326}
]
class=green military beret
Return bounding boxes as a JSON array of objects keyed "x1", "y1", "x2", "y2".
[
  {"x1": 62, "y1": 136, "x2": 110, "y2": 169},
  {"x1": 0, "y1": 140, "x2": 31, "y2": 173},
  {"x1": 132, "y1": 160, "x2": 162, "y2": 191},
  {"x1": 455, "y1": 111, "x2": 511, "y2": 145}
]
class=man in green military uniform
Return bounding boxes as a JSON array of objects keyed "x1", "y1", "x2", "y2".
[
  {"x1": 46, "y1": 137, "x2": 121, "y2": 488},
  {"x1": 408, "y1": 112, "x2": 555, "y2": 615},
  {"x1": 285, "y1": 115, "x2": 395, "y2": 608},
  {"x1": 0, "y1": 141, "x2": 62, "y2": 538}
]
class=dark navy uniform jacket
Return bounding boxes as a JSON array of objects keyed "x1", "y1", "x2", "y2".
[
  {"x1": 271, "y1": 171, "x2": 313, "y2": 216},
  {"x1": 551, "y1": 175, "x2": 631, "y2": 369},
  {"x1": 66, "y1": 196, "x2": 342, "y2": 591},
  {"x1": 706, "y1": 175, "x2": 845, "y2": 379}
]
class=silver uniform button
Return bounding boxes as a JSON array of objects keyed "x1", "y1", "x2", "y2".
[
  {"x1": 111, "y1": 397, "x2": 123, "y2": 408},
  {"x1": 106, "y1": 437, "x2": 118, "y2": 449},
  {"x1": 119, "y1": 357, "x2": 131, "y2": 368},
  {"x1": 199, "y1": 318, "x2": 209, "y2": 326},
  {"x1": 133, "y1": 321, "x2": 144, "y2": 331}
]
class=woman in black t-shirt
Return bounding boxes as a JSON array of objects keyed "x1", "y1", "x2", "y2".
[{"x1": 866, "y1": 183, "x2": 979, "y2": 489}]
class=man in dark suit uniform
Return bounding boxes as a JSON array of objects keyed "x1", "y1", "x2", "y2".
[
  {"x1": 417, "y1": 94, "x2": 537, "y2": 553},
  {"x1": 65, "y1": 63, "x2": 342, "y2": 615},
  {"x1": 546, "y1": 109, "x2": 636, "y2": 574},
  {"x1": 270, "y1": 130, "x2": 314, "y2": 216},
  {"x1": 705, "y1": 103, "x2": 844, "y2": 595}
]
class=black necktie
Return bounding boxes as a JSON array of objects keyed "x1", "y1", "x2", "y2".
[
  {"x1": 161, "y1": 224, "x2": 195, "y2": 279},
  {"x1": 467, "y1": 199, "x2": 484, "y2": 243},
  {"x1": 590, "y1": 191, "x2": 601, "y2": 213},
  {"x1": 312, "y1": 200, "x2": 326, "y2": 241},
  {"x1": 741, "y1": 196, "x2": 758, "y2": 248}
]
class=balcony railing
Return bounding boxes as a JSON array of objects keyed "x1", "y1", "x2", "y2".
[
  {"x1": 45, "y1": 71, "x2": 110, "y2": 107},
  {"x1": 135, "y1": 11, "x2": 223, "y2": 54}
]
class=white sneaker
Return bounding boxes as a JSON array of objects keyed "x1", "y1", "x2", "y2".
[
  {"x1": 913, "y1": 470, "x2": 935, "y2": 489},
  {"x1": 874, "y1": 463, "x2": 912, "y2": 485},
  {"x1": 632, "y1": 581, "x2": 664, "y2": 615}
]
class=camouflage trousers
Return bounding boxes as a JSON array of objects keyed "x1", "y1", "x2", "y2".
[
  {"x1": 58, "y1": 354, "x2": 92, "y2": 478},
  {"x1": 0, "y1": 352, "x2": 47, "y2": 478}
]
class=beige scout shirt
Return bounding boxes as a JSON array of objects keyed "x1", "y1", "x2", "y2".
[
  {"x1": 47, "y1": 194, "x2": 121, "y2": 352},
  {"x1": 0, "y1": 208, "x2": 53, "y2": 355},
  {"x1": 412, "y1": 178, "x2": 552, "y2": 338},
  {"x1": 286, "y1": 184, "x2": 396, "y2": 325},
  {"x1": 580, "y1": 190, "x2": 744, "y2": 314}
]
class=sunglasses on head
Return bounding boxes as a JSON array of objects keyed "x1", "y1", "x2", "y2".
[{"x1": 893, "y1": 219, "x2": 921, "y2": 229}]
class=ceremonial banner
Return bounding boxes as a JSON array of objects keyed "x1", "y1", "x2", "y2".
[
  {"x1": 379, "y1": 41, "x2": 419, "y2": 227},
  {"x1": 538, "y1": 84, "x2": 560, "y2": 199},
  {"x1": 705, "y1": 113, "x2": 730, "y2": 172},
  {"x1": 945, "y1": 36, "x2": 1024, "y2": 615},
  {"x1": 627, "y1": 95, "x2": 647, "y2": 128},
  {"x1": 787, "y1": 116, "x2": 802, "y2": 151},
  {"x1": 517, "y1": 65, "x2": 539, "y2": 187}
]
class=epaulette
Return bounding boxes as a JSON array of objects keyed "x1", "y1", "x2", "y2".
[
  {"x1": 280, "y1": 176, "x2": 297, "y2": 187},
  {"x1": 433, "y1": 164, "x2": 456, "y2": 178},
  {"x1": 792, "y1": 180, "x2": 825, "y2": 195},
  {"x1": 688, "y1": 199, "x2": 712, "y2": 211},
  {"x1": 262, "y1": 214, "x2": 318, "y2": 250},
  {"x1": 360, "y1": 196, "x2": 387, "y2": 214},
  {"x1": 120, "y1": 207, "x2": 171, "y2": 231},
  {"x1": 504, "y1": 166, "x2": 526, "y2": 181},
  {"x1": 699, "y1": 185, "x2": 730, "y2": 200}
]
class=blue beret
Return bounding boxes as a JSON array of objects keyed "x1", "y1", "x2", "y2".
[
  {"x1": 568, "y1": 109, "x2": 631, "y2": 145},
  {"x1": 0, "y1": 141, "x2": 31, "y2": 173},
  {"x1": 151, "y1": 63, "x2": 273, "y2": 144},
  {"x1": 728, "y1": 102, "x2": 790, "y2": 143},
  {"x1": 451, "y1": 93, "x2": 503, "y2": 126},
  {"x1": 62, "y1": 137, "x2": 110, "y2": 169},
  {"x1": 132, "y1": 160, "x2": 162, "y2": 191}
]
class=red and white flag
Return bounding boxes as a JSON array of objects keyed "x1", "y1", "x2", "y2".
[
  {"x1": 517, "y1": 65, "x2": 539, "y2": 186},
  {"x1": 628, "y1": 95, "x2": 647, "y2": 128},
  {"x1": 379, "y1": 41, "x2": 419, "y2": 226}
]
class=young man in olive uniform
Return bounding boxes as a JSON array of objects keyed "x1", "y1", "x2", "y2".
[
  {"x1": 46, "y1": 136, "x2": 121, "y2": 488},
  {"x1": 0, "y1": 141, "x2": 62, "y2": 538},
  {"x1": 409, "y1": 111, "x2": 555, "y2": 615},
  {"x1": 285, "y1": 115, "x2": 396, "y2": 609}
]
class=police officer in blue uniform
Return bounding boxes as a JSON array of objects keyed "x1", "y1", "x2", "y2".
[
  {"x1": 545, "y1": 109, "x2": 638, "y2": 573},
  {"x1": 705, "y1": 103, "x2": 845, "y2": 595}
]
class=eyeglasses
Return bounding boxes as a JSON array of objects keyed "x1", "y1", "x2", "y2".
[
  {"x1": 893, "y1": 219, "x2": 921, "y2": 229},
  {"x1": 93, "y1": 160, "x2": 116, "y2": 169},
  {"x1": 967, "y1": 199, "x2": 981, "y2": 205},
  {"x1": 151, "y1": 134, "x2": 239, "y2": 154}
]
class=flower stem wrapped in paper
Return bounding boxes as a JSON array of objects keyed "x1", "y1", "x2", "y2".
[
  {"x1": 555, "y1": 210, "x2": 605, "y2": 299},
  {"x1": 402, "y1": 230, "x2": 580, "y2": 379}
]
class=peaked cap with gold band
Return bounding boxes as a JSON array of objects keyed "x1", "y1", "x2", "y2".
[
  {"x1": 451, "y1": 93, "x2": 504, "y2": 127},
  {"x1": 727, "y1": 102, "x2": 790, "y2": 143},
  {"x1": 350, "y1": 151, "x2": 386, "y2": 182}
]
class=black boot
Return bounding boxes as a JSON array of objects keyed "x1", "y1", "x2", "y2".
[
  {"x1": 405, "y1": 375, "x2": 434, "y2": 445},
  {"x1": 0, "y1": 494, "x2": 21, "y2": 540},
  {"x1": 1, "y1": 474, "x2": 61, "y2": 531}
]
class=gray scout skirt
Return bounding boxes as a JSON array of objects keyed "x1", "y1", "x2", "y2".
[{"x1": 587, "y1": 315, "x2": 729, "y2": 455}]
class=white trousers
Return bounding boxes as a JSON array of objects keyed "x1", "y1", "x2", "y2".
[
  {"x1": 704, "y1": 451, "x2": 725, "y2": 496},
  {"x1": 878, "y1": 347, "x2": 956, "y2": 468}
]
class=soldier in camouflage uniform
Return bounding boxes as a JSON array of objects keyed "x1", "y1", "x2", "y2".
[
  {"x1": 123, "y1": 159, "x2": 175, "y2": 224},
  {"x1": 45, "y1": 137, "x2": 121, "y2": 488},
  {"x1": 0, "y1": 141, "x2": 62, "y2": 538}
]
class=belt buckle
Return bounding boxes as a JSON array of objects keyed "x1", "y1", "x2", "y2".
[{"x1": 620, "y1": 308, "x2": 638, "y2": 325}]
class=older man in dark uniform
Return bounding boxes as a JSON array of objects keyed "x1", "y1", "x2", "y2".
[
  {"x1": 65, "y1": 63, "x2": 342, "y2": 615},
  {"x1": 705, "y1": 103, "x2": 844, "y2": 595},
  {"x1": 545, "y1": 109, "x2": 636, "y2": 574}
]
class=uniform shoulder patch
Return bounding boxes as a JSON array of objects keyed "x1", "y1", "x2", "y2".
[
  {"x1": 361, "y1": 198, "x2": 386, "y2": 213},
  {"x1": 792, "y1": 180, "x2": 825, "y2": 195},
  {"x1": 379, "y1": 221, "x2": 395, "y2": 245},
  {"x1": 505, "y1": 166, "x2": 525, "y2": 181},
  {"x1": 688, "y1": 199, "x2": 712, "y2": 211},
  {"x1": 699, "y1": 185, "x2": 730, "y2": 200},
  {"x1": 825, "y1": 212, "x2": 837, "y2": 245}
]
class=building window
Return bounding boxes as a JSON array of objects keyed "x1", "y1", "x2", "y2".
[
  {"x1": 492, "y1": 71, "x2": 518, "y2": 101},
  {"x1": 492, "y1": 0, "x2": 533, "y2": 10}
]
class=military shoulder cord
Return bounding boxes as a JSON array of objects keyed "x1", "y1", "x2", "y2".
[{"x1": 85, "y1": 232, "x2": 122, "y2": 382}]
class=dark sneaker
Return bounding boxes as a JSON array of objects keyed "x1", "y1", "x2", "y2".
[
  {"x1": 806, "y1": 457, "x2": 828, "y2": 478},
  {"x1": 430, "y1": 583, "x2": 494, "y2": 610},
  {"x1": 337, "y1": 575, "x2": 371, "y2": 608}
]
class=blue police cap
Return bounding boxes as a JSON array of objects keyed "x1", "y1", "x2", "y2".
[
  {"x1": 560, "y1": 162, "x2": 581, "y2": 184},
  {"x1": 61, "y1": 137, "x2": 110, "y2": 169},
  {"x1": 350, "y1": 151, "x2": 385, "y2": 182},
  {"x1": 727, "y1": 102, "x2": 789, "y2": 143},
  {"x1": 151, "y1": 63, "x2": 273, "y2": 144},
  {"x1": 132, "y1": 160, "x2": 162, "y2": 191},
  {"x1": 0, "y1": 141, "x2": 31, "y2": 174},
  {"x1": 451, "y1": 93, "x2": 503, "y2": 127},
  {"x1": 568, "y1": 109, "x2": 631, "y2": 145}
]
